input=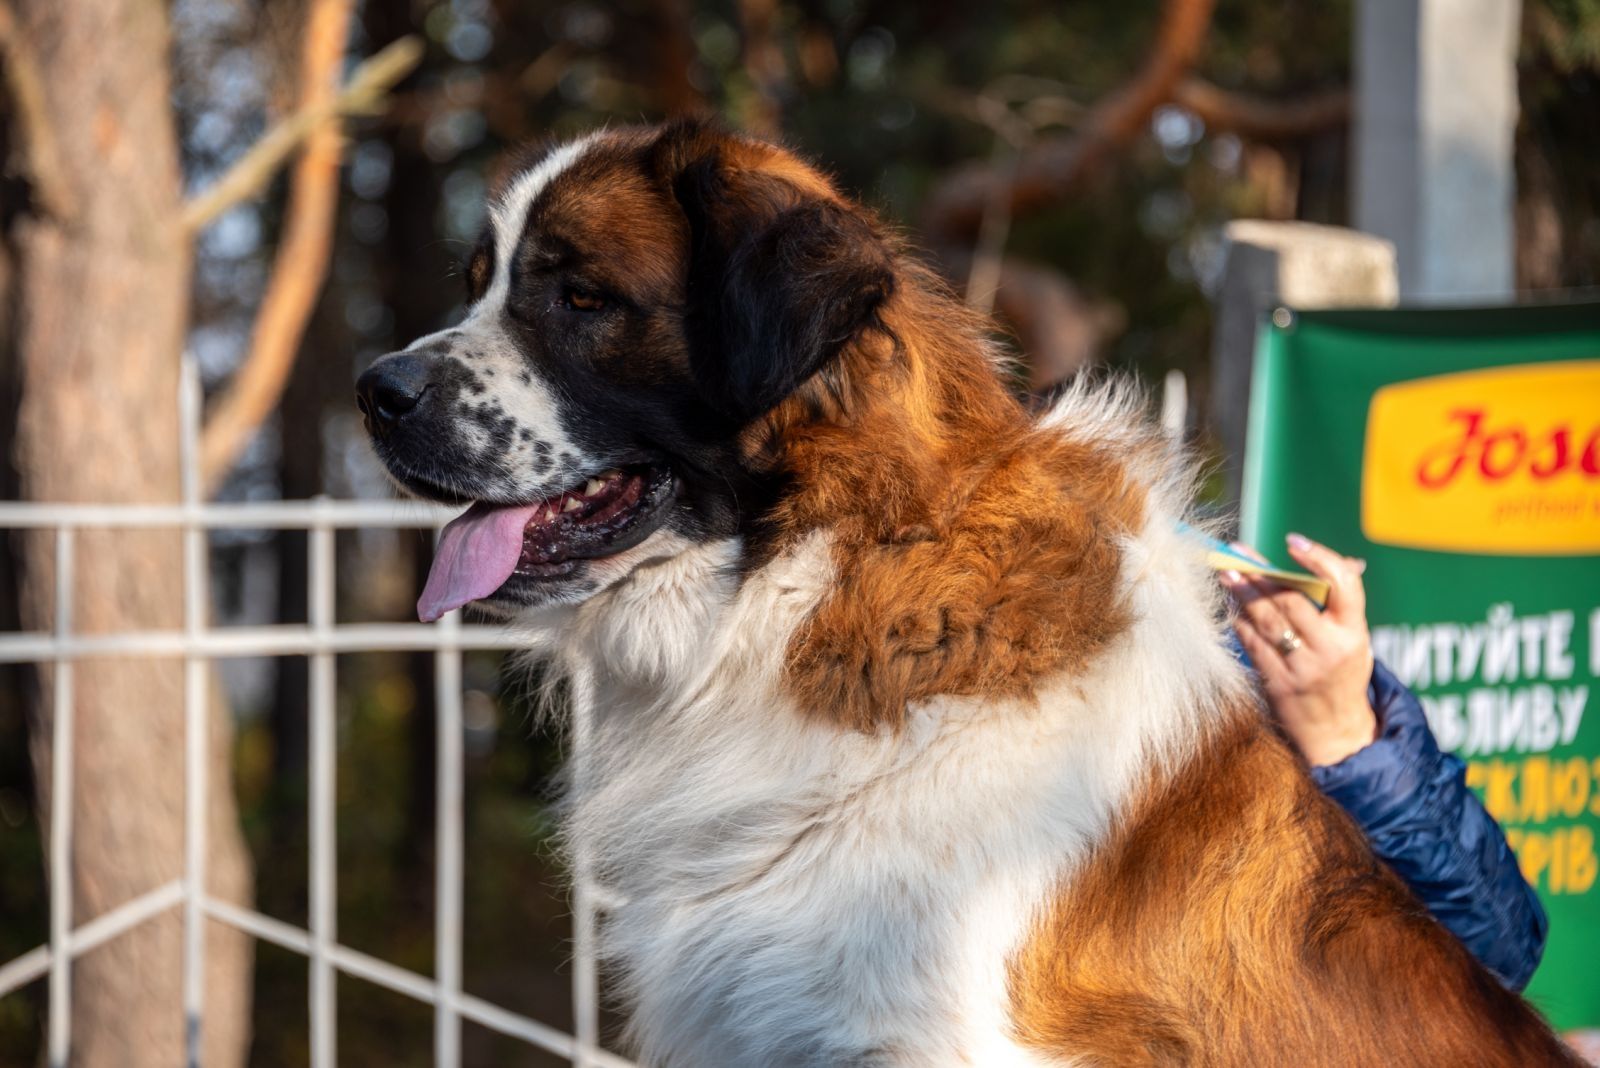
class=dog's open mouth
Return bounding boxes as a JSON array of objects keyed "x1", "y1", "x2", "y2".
[{"x1": 418, "y1": 464, "x2": 675, "y2": 621}]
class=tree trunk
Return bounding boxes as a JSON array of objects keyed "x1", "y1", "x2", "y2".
[{"x1": 4, "y1": 2, "x2": 254, "y2": 1065}]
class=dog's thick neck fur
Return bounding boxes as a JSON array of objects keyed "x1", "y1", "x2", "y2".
[{"x1": 514, "y1": 253, "x2": 1249, "y2": 1064}]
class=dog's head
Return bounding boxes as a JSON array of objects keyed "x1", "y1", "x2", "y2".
[{"x1": 357, "y1": 120, "x2": 895, "y2": 620}]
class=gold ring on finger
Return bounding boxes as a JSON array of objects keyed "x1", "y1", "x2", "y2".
[{"x1": 1277, "y1": 629, "x2": 1302, "y2": 656}]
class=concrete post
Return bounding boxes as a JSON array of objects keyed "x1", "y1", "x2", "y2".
[
  {"x1": 1354, "y1": 0, "x2": 1522, "y2": 300},
  {"x1": 1208, "y1": 220, "x2": 1399, "y2": 505}
]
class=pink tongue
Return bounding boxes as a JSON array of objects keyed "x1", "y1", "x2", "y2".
[{"x1": 418, "y1": 501, "x2": 543, "y2": 622}]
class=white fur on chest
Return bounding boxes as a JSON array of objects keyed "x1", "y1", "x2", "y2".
[{"x1": 526, "y1": 501, "x2": 1240, "y2": 1068}]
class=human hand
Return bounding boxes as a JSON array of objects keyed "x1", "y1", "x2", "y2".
[{"x1": 1220, "y1": 533, "x2": 1377, "y2": 767}]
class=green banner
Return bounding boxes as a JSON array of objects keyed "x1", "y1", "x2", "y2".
[{"x1": 1240, "y1": 302, "x2": 1600, "y2": 1031}]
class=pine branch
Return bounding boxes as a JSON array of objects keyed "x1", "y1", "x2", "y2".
[
  {"x1": 923, "y1": 0, "x2": 1218, "y2": 243},
  {"x1": 197, "y1": 14, "x2": 420, "y2": 493},
  {"x1": 180, "y1": 34, "x2": 422, "y2": 234}
]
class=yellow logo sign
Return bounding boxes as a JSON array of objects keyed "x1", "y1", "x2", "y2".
[{"x1": 1361, "y1": 361, "x2": 1600, "y2": 554}]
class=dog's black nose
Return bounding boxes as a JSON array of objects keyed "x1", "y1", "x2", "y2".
[{"x1": 356, "y1": 353, "x2": 430, "y2": 434}]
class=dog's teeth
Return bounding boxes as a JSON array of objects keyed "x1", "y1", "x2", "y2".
[
  {"x1": 585, "y1": 478, "x2": 604, "y2": 496},
  {"x1": 563, "y1": 496, "x2": 583, "y2": 513},
  {"x1": 544, "y1": 504, "x2": 555, "y2": 520}
]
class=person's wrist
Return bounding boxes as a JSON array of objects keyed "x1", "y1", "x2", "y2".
[{"x1": 1294, "y1": 701, "x2": 1379, "y2": 767}]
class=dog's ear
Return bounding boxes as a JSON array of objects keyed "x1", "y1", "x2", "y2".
[{"x1": 654, "y1": 121, "x2": 895, "y2": 423}]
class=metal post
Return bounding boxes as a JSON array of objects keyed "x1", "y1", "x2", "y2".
[
  {"x1": 1159, "y1": 369, "x2": 1187, "y2": 444},
  {"x1": 180, "y1": 359, "x2": 207, "y2": 1067},
  {"x1": 46, "y1": 527, "x2": 74, "y2": 1067},
  {"x1": 434, "y1": 599, "x2": 464, "y2": 1067},
  {"x1": 1354, "y1": 0, "x2": 1521, "y2": 299},
  {"x1": 309, "y1": 501, "x2": 338, "y2": 1068},
  {"x1": 569, "y1": 663, "x2": 600, "y2": 1068}
]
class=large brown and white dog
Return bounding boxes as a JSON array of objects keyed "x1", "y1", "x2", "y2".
[{"x1": 357, "y1": 120, "x2": 1577, "y2": 1066}]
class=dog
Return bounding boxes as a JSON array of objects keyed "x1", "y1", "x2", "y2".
[{"x1": 357, "y1": 119, "x2": 1577, "y2": 1066}]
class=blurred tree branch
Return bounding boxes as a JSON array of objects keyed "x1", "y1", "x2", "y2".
[
  {"x1": 1172, "y1": 78, "x2": 1349, "y2": 139},
  {"x1": 996, "y1": 265, "x2": 1124, "y2": 390},
  {"x1": 924, "y1": 0, "x2": 1218, "y2": 243},
  {"x1": 0, "y1": 0, "x2": 74, "y2": 219},
  {"x1": 197, "y1": 22, "x2": 422, "y2": 494},
  {"x1": 917, "y1": 0, "x2": 1349, "y2": 381},
  {"x1": 983, "y1": 256, "x2": 1125, "y2": 389},
  {"x1": 181, "y1": 34, "x2": 422, "y2": 233}
]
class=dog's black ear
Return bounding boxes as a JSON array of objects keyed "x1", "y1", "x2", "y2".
[{"x1": 658, "y1": 126, "x2": 894, "y2": 423}]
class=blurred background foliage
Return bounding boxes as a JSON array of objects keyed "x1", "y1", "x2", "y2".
[{"x1": 2, "y1": 0, "x2": 1598, "y2": 1063}]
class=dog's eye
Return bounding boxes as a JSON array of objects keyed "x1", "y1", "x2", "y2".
[{"x1": 562, "y1": 287, "x2": 606, "y2": 312}]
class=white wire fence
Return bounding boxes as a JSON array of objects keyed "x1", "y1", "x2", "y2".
[{"x1": 0, "y1": 362, "x2": 633, "y2": 1067}]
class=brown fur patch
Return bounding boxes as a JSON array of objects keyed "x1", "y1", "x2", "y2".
[
  {"x1": 1007, "y1": 699, "x2": 1579, "y2": 1066},
  {"x1": 757, "y1": 252, "x2": 1146, "y2": 731}
]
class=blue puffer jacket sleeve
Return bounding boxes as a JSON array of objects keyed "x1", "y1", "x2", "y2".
[{"x1": 1310, "y1": 660, "x2": 1549, "y2": 991}]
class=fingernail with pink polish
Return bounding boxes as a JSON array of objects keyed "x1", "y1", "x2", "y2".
[
  {"x1": 1287, "y1": 532, "x2": 1312, "y2": 551},
  {"x1": 1353, "y1": 558, "x2": 1368, "y2": 574},
  {"x1": 1221, "y1": 570, "x2": 1242, "y2": 584}
]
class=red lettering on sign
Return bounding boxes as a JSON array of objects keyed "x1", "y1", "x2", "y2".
[{"x1": 1413, "y1": 408, "x2": 1600, "y2": 489}]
